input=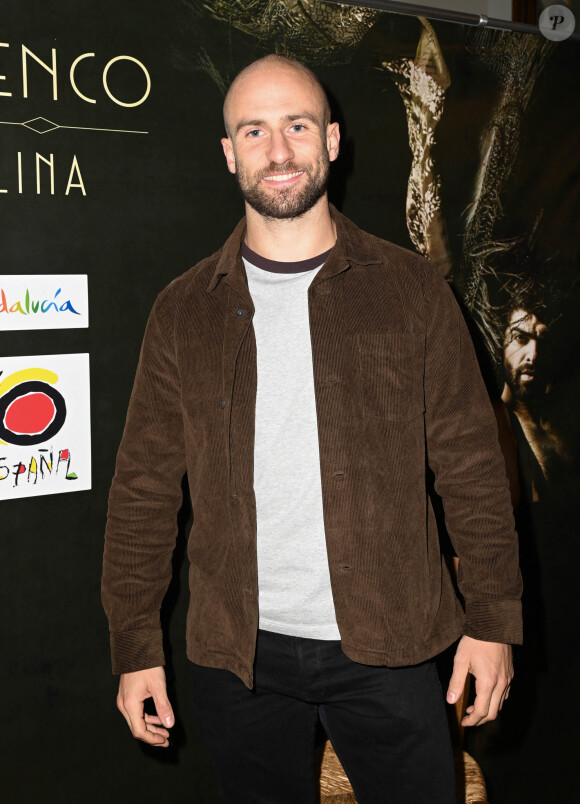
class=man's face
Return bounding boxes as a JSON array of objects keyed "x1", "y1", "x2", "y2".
[
  {"x1": 221, "y1": 64, "x2": 339, "y2": 220},
  {"x1": 503, "y1": 308, "x2": 548, "y2": 401}
]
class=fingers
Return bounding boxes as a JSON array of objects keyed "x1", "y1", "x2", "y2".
[
  {"x1": 446, "y1": 655, "x2": 468, "y2": 705},
  {"x1": 496, "y1": 669, "x2": 512, "y2": 711},
  {"x1": 449, "y1": 637, "x2": 514, "y2": 728},
  {"x1": 151, "y1": 681, "x2": 175, "y2": 729},
  {"x1": 144, "y1": 713, "x2": 172, "y2": 740},
  {"x1": 500, "y1": 680, "x2": 511, "y2": 707},
  {"x1": 116, "y1": 668, "x2": 174, "y2": 748},
  {"x1": 462, "y1": 667, "x2": 511, "y2": 727},
  {"x1": 118, "y1": 690, "x2": 169, "y2": 747},
  {"x1": 461, "y1": 676, "x2": 495, "y2": 727}
]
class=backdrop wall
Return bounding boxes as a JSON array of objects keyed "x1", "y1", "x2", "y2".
[{"x1": 2, "y1": 2, "x2": 578, "y2": 802}]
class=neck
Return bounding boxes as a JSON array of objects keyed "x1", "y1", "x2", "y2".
[
  {"x1": 503, "y1": 383, "x2": 547, "y2": 426},
  {"x1": 244, "y1": 195, "x2": 336, "y2": 261}
]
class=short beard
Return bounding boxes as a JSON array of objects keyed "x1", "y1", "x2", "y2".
[
  {"x1": 235, "y1": 153, "x2": 330, "y2": 220},
  {"x1": 505, "y1": 364, "x2": 546, "y2": 405}
]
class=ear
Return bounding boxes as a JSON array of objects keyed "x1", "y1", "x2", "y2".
[
  {"x1": 221, "y1": 137, "x2": 237, "y2": 174},
  {"x1": 326, "y1": 122, "x2": 340, "y2": 163}
]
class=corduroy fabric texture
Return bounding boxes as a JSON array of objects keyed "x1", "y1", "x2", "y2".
[{"x1": 102, "y1": 206, "x2": 522, "y2": 687}]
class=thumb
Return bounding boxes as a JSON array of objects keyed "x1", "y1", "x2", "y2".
[
  {"x1": 152, "y1": 686, "x2": 175, "y2": 728},
  {"x1": 446, "y1": 661, "x2": 468, "y2": 705}
]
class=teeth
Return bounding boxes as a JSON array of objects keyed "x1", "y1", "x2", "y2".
[{"x1": 263, "y1": 171, "x2": 303, "y2": 182}]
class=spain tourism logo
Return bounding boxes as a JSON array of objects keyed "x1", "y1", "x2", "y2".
[{"x1": 0, "y1": 354, "x2": 91, "y2": 500}]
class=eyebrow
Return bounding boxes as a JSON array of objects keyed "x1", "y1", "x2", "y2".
[
  {"x1": 507, "y1": 326, "x2": 543, "y2": 340},
  {"x1": 235, "y1": 112, "x2": 320, "y2": 134}
]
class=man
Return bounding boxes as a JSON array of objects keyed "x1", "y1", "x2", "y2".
[
  {"x1": 102, "y1": 55, "x2": 522, "y2": 804},
  {"x1": 501, "y1": 301, "x2": 568, "y2": 502}
]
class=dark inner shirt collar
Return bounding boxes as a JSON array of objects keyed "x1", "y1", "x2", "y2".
[{"x1": 242, "y1": 241, "x2": 333, "y2": 274}]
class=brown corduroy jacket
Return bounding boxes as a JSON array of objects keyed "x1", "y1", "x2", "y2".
[{"x1": 102, "y1": 207, "x2": 522, "y2": 687}]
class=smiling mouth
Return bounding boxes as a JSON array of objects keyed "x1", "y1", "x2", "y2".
[{"x1": 262, "y1": 170, "x2": 304, "y2": 183}]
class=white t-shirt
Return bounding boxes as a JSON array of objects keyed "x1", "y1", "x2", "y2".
[{"x1": 243, "y1": 243, "x2": 340, "y2": 640}]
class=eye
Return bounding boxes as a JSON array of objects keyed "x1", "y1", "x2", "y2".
[
  {"x1": 246, "y1": 129, "x2": 262, "y2": 138},
  {"x1": 515, "y1": 334, "x2": 529, "y2": 345},
  {"x1": 290, "y1": 123, "x2": 306, "y2": 132}
]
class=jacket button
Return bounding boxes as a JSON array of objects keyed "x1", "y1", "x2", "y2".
[
  {"x1": 219, "y1": 397, "x2": 226, "y2": 408},
  {"x1": 236, "y1": 308, "x2": 246, "y2": 317}
]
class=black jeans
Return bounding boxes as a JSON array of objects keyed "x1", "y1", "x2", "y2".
[{"x1": 190, "y1": 630, "x2": 455, "y2": 804}]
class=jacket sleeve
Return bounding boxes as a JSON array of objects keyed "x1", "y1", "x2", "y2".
[
  {"x1": 102, "y1": 284, "x2": 187, "y2": 674},
  {"x1": 424, "y1": 267, "x2": 523, "y2": 644}
]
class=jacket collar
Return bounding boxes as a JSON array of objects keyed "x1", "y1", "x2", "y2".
[{"x1": 206, "y1": 203, "x2": 382, "y2": 293}]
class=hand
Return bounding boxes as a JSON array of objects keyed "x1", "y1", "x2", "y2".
[
  {"x1": 117, "y1": 666, "x2": 175, "y2": 747},
  {"x1": 446, "y1": 636, "x2": 513, "y2": 727}
]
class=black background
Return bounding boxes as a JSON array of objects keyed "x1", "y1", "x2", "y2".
[{"x1": 2, "y1": 2, "x2": 579, "y2": 802}]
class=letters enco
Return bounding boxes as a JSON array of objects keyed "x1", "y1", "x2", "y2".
[{"x1": 0, "y1": 43, "x2": 151, "y2": 196}]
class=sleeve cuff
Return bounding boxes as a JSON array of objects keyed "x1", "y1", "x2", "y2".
[
  {"x1": 110, "y1": 628, "x2": 166, "y2": 675},
  {"x1": 463, "y1": 599, "x2": 523, "y2": 645}
]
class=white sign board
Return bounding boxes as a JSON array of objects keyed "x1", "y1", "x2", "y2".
[
  {"x1": 0, "y1": 275, "x2": 89, "y2": 331},
  {"x1": 0, "y1": 353, "x2": 91, "y2": 499}
]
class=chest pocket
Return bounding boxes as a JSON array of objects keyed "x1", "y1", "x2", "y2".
[{"x1": 357, "y1": 333, "x2": 425, "y2": 421}]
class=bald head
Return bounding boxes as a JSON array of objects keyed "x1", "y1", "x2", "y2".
[
  {"x1": 219, "y1": 53, "x2": 340, "y2": 221},
  {"x1": 223, "y1": 55, "x2": 331, "y2": 139}
]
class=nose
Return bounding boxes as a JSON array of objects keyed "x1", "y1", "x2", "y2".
[
  {"x1": 523, "y1": 340, "x2": 537, "y2": 364},
  {"x1": 267, "y1": 130, "x2": 294, "y2": 165}
]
